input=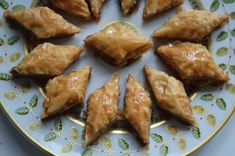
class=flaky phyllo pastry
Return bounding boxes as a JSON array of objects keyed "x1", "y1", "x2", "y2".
[
  {"x1": 11, "y1": 43, "x2": 83, "y2": 77},
  {"x1": 152, "y1": 10, "x2": 228, "y2": 41},
  {"x1": 143, "y1": 0, "x2": 184, "y2": 19},
  {"x1": 157, "y1": 42, "x2": 229, "y2": 85},
  {"x1": 85, "y1": 23, "x2": 153, "y2": 67},
  {"x1": 85, "y1": 74, "x2": 120, "y2": 145},
  {"x1": 4, "y1": 7, "x2": 80, "y2": 39},
  {"x1": 42, "y1": 66, "x2": 92, "y2": 119},
  {"x1": 123, "y1": 75, "x2": 152, "y2": 144},
  {"x1": 88, "y1": 0, "x2": 106, "y2": 21},
  {"x1": 51, "y1": 0, "x2": 91, "y2": 19},
  {"x1": 120, "y1": 0, "x2": 139, "y2": 15},
  {"x1": 144, "y1": 66, "x2": 196, "y2": 125}
]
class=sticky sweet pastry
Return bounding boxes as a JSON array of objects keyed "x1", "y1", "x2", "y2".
[
  {"x1": 88, "y1": 0, "x2": 106, "y2": 21},
  {"x1": 85, "y1": 23, "x2": 153, "y2": 67},
  {"x1": 143, "y1": 0, "x2": 184, "y2": 19},
  {"x1": 123, "y1": 74, "x2": 152, "y2": 144},
  {"x1": 152, "y1": 10, "x2": 228, "y2": 41},
  {"x1": 4, "y1": 7, "x2": 80, "y2": 39},
  {"x1": 156, "y1": 42, "x2": 229, "y2": 86},
  {"x1": 144, "y1": 66, "x2": 196, "y2": 125},
  {"x1": 11, "y1": 43, "x2": 83, "y2": 78},
  {"x1": 120, "y1": 0, "x2": 139, "y2": 15},
  {"x1": 51, "y1": 0, "x2": 91, "y2": 19},
  {"x1": 42, "y1": 66, "x2": 92, "y2": 119},
  {"x1": 85, "y1": 74, "x2": 120, "y2": 146}
]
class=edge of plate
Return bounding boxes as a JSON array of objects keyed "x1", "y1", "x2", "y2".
[{"x1": 0, "y1": 0, "x2": 234, "y2": 155}]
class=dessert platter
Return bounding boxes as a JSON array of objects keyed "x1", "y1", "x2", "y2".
[{"x1": 0, "y1": 0, "x2": 234, "y2": 155}]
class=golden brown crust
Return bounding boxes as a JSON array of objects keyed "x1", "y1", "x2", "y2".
[
  {"x1": 121, "y1": 0, "x2": 139, "y2": 15},
  {"x1": 157, "y1": 42, "x2": 229, "y2": 85},
  {"x1": 123, "y1": 75, "x2": 152, "y2": 144},
  {"x1": 85, "y1": 24, "x2": 153, "y2": 67},
  {"x1": 144, "y1": 66, "x2": 196, "y2": 126},
  {"x1": 143, "y1": 0, "x2": 184, "y2": 19},
  {"x1": 11, "y1": 43, "x2": 83, "y2": 78},
  {"x1": 152, "y1": 10, "x2": 228, "y2": 41},
  {"x1": 85, "y1": 74, "x2": 120, "y2": 146},
  {"x1": 42, "y1": 66, "x2": 92, "y2": 119},
  {"x1": 51, "y1": 0, "x2": 91, "y2": 19},
  {"x1": 88, "y1": 0, "x2": 106, "y2": 21},
  {"x1": 4, "y1": 7, "x2": 80, "y2": 39}
]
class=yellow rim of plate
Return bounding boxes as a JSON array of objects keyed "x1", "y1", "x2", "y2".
[{"x1": 0, "y1": 0, "x2": 233, "y2": 155}]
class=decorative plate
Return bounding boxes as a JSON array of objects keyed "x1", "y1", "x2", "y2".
[{"x1": 0, "y1": 0, "x2": 234, "y2": 156}]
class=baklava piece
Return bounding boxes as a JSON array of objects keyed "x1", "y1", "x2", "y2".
[
  {"x1": 152, "y1": 10, "x2": 228, "y2": 41},
  {"x1": 157, "y1": 42, "x2": 229, "y2": 86},
  {"x1": 42, "y1": 66, "x2": 92, "y2": 119},
  {"x1": 88, "y1": 0, "x2": 106, "y2": 21},
  {"x1": 85, "y1": 23, "x2": 153, "y2": 67},
  {"x1": 143, "y1": 0, "x2": 184, "y2": 19},
  {"x1": 51, "y1": 0, "x2": 91, "y2": 19},
  {"x1": 85, "y1": 74, "x2": 120, "y2": 146},
  {"x1": 120, "y1": 0, "x2": 139, "y2": 15},
  {"x1": 144, "y1": 66, "x2": 196, "y2": 126},
  {"x1": 123, "y1": 75, "x2": 152, "y2": 144},
  {"x1": 4, "y1": 7, "x2": 80, "y2": 39},
  {"x1": 11, "y1": 43, "x2": 83, "y2": 78}
]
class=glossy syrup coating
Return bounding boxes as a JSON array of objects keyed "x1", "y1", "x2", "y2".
[
  {"x1": 85, "y1": 74, "x2": 120, "y2": 146},
  {"x1": 51, "y1": 0, "x2": 91, "y2": 19},
  {"x1": 42, "y1": 66, "x2": 92, "y2": 119},
  {"x1": 123, "y1": 74, "x2": 152, "y2": 144},
  {"x1": 4, "y1": 7, "x2": 80, "y2": 39},
  {"x1": 145, "y1": 66, "x2": 196, "y2": 126},
  {"x1": 11, "y1": 43, "x2": 84, "y2": 77}
]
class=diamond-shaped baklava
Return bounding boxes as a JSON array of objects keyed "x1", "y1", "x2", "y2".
[
  {"x1": 11, "y1": 43, "x2": 83, "y2": 78},
  {"x1": 4, "y1": 7, "x2": 80, "y2": 39},
  {"x1": 143, "y1": 0, "x2": 184, "y2": 19},
  {"x1": 156, "y1": 42, "x2": 229, "y2": 85},
  {"x1": 123, "y1": 74, "x2": 152, "y2": 144},
  {"x1": 85, "y1": 23, "x2": 153, "y2": 67},
  {"x1": 42, "y1": 66, "x2": 92, "y2": 119},
  {"x1": 144, "y1": 66, "x2": 196, "y2": 125},
  {"x1": 85, "y1": 74, "x2": 120, "y2": 146},
  {"x1": 51, "y1": 0, "x2": 91, "y2": 19},
  {"x1": 152, "y1": 10, "x2": 228, "y2": 41},
  {"x1": 88, "y1": 0, "x2": 106, "y2": 21},
  {"x1": 120, "y1": 0, "x2": 139, "y2": 15}
]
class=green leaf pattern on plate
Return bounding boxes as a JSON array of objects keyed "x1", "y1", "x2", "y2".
[
  {"x1": 118, "y1": 138, "x2": 129, "y2": 150},
  {"x1": 192, "y1": 105, "x2": 204, "y2": 115},
  {"x1": 216, "y1": 98, "x2": 227, "y2": 110},
  {"x1": 230, "y1": 65, "x2": 235, "y2": 75},
  {"x1": 103, "y1": 137, "x2": 112, "y2": 149},
  {"x1": 200, "y1": 94, "x2": 214, "y2": 101},
  {"x1": 28, "y1": 120, "x2": 41, "y2": 131},
  {"x1": 9, "y1": 52, "x2": 21, "y2": 62},
  {"x1": 225, "y1": 83, "x2": 235, "y2": 94},
  {"x1": 0, "y1": 73, "x2": 11, "y2": 81},
  {"x1": 216, "y1": 31, "x2": 228, "y2": 41},
  {"x1": 219, "y1": 63, "x2": 226, "y2": 70},
  {"x1": 70, "y1": 127, "x2": 79, "y2": 141},
  {"x1": 165, "y1": 125, "x2": 178, "y2": 136},
  {"x1": 12, "y1": 4, "x2": 25, "y2": 11},
  {"x1": 81, "y1": 149, "x2": 92, "y2": 156},
  {"x1": 207, "y1": 114, "x2": 216, "y2": 126},
  {"x1": 44, "y1": 132, "x2": 57, "y2": 142},
  {"x1": 192, "y1": 127, "x2": 201, "y2": 139},
  {"x1": 54, "y1": 118, "x2": 62, "y2": 132},
  {"x1": 15, "y1": 107, "x2": 29, "y2": 115},
  {"x1": 223, "y1": 0, "x2": 235, "y2": 4},
  {"x1": 0, "y1": 0, "x2": 9, "y2": 10},
  {"x1": 216, "y1": 47, "x2": 228, "y2": 56},
  {"x1": 210, "y1": 0, "x2": 220, "y2": 12},
  {"x1": 29, "y1": 95, "x2": 38, "y2": 108},
  {"x1": 160, "y1": 145, "x2": 168, "y2": 156},
  {"x1": 150, "y1": 133, "x2": 163, "y2": 143},
  {"x1": 177, "y1": 139, "x2": 186, "y2": 150},
  {"x1": 4, "y1": 91, "x2": 16, "y2": 100},
  {"x1": 7, "y1": 35, "x2": 19, "y2": 45}
]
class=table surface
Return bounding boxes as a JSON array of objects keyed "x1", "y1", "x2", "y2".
[{"x1": 0, "y1": 108, "x2": 234, "y2": 156}]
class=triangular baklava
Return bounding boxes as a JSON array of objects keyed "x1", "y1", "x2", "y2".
[
  {"x1": 85, "y1": 23, "x2": 153, "y2": 67},
  {"x1": 88, "y1": 0, "x2": 106, "y2": 21},
  {"x1": 11, "y1": 43, "x2": 83, "y2": 78},
  {"x1": 143, "y1": 0, "x2": 184, "y2": 19},
  {"x1": 123, "y1": 75, "x2": 152, "y2": 144},
  {"x1": 85, "y1": 74, "x2": 120, "y2": 145},
  {"x1": 157, "y1": 42, "x2": 229, "y2": 86},
  {"x1": 120, "y1": 0, "x2": 139, "y2": 15},
  {"x1": 51, "y1": 0, "x2": 91, "y2": 19},
  {"x1": 144, "y1": 66, "x2": 196, "y2": 125},
  {"x1": 42, "y1": 66, "x2": 92, "y2": 119},
  {"x1": 152, "y1": 10, "x2": 228, "y2": 41},
  {"x1": 4, "y1": 7, "x2": 80, "y2": 39}
]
